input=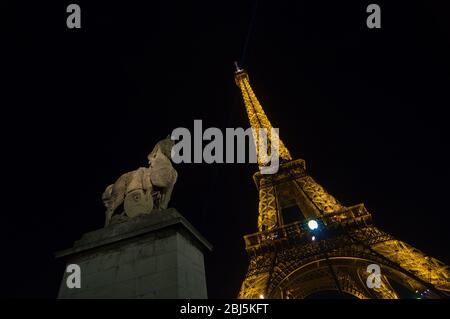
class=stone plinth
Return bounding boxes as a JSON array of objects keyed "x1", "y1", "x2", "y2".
[{"x1": 56, "y1": 208, "x2": 212, "y2": 299}]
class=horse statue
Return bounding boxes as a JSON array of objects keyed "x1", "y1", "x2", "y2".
[{"x1": 102, "y1": 137, "x2": 178, "y2": 226}]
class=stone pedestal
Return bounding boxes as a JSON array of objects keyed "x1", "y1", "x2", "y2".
[{"x1": 56, "y1": 208, "x2": 212, "y2": 299}]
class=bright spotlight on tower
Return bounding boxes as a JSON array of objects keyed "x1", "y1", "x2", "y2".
[{"x1": 307, "y1": 220, "x2": 319, "y2": 230}]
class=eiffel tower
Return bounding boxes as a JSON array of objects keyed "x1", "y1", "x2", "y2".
[{"x1": 234, "y1": 65, "x2": 450, "y2": 299}]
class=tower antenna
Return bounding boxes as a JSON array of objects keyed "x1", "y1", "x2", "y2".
[
  {"x1": 234, "y1": 61, "x2": 243, "y2": 72},
  {"x1": 239, "y1": 0, "x2": 259, "y2": 68}
]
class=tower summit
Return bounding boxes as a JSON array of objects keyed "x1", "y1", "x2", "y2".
[
  {"x1": 234, "y1": 63, "x2": 292, "y2": 167},
  {"x1": 234, "y1": 67, "x2": 450, "y2": 299}
]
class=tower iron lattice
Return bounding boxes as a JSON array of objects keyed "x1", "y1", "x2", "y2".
[{"x1": 234, "y1": 66, "x2": 450, "y2": 299}]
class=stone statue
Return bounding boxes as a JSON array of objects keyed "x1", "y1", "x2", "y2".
[{"x1": 102, "y1": 137, "x2": 178, "y2": 226}]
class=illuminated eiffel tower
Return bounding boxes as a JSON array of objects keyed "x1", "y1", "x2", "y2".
[{"x1": 234, "y1": 65, "x2": 450, "y2": 299}]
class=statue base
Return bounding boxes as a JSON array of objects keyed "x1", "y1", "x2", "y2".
[{"x1": 56, "y1": 208, "x2": 212, "y2": 299}]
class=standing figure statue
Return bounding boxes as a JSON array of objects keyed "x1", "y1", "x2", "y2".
[{"x1": 102, "y1": 137, "x2": 178, "y2": 226}]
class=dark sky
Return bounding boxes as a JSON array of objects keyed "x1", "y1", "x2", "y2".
[{"x1": 3, "y1": 1, "x2": 450, "y2": 298}]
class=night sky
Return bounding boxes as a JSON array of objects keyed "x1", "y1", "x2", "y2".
[{"x1": 3, "y1": 1, "x2": 450, "y2": 298}]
